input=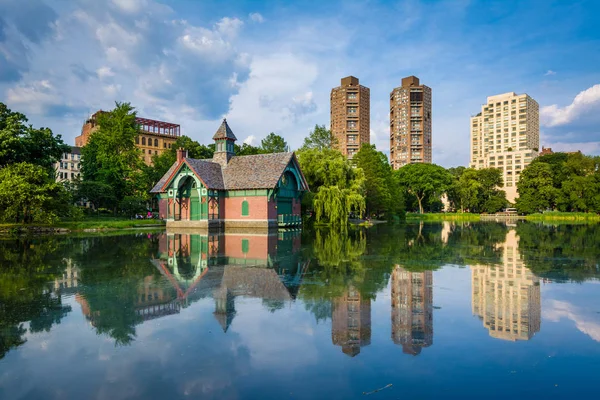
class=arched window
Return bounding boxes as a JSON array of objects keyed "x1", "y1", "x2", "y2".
[
  {"x1": 154, "y1": 139, "x2": 158, "y2": 147},
  {"x1": 241, "y1": 200, "x2": 249, "y2": 216},
  {"x1": 135, "y1": 136, "x2": 139, "y2": 144},
  {"x1": 142, "y1": 137, "x2": 146, "y2": 145}
]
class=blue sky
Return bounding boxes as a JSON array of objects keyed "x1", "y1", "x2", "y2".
[{"x1": 1, "y1": 0, "x2": 599, "y2": 167}]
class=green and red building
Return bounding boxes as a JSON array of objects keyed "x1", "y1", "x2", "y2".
[{"x1": 150, "y1": 119, "x2": 309, "y2": 229}]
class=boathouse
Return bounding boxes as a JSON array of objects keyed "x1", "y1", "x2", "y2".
[{"x1": 150, "y1": 119, "x2": 309, "y2": 229}]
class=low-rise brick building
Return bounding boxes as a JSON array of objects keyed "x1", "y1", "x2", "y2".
[{"x1": 150, "y1": 119, "x2": 309, "y2": 229}]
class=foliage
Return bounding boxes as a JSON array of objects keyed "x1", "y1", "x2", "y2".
[
  {"x1": 299, "y1": 124, "x2": 337, "y2": 152},
  {"x1": 0, "y1": 162, "x2": 70, "y2": 223},
  {"x1": 516, "y1": 152, "x2": 600, "y2": 213},
  {"x1": 395, "y1": 163, "x2": 452, "y2": 214},
  {"x1": 0, "y1": 102, "x2": 69, "y2": 170},
  {"x1": 81, "y1": 102, "x2": 145, "y2": 209},
  {"x1": 235, "y1": 142, "x2": 265, "y2": 156},
  {"x1": 119, "y1": 196, "x2": 148, "y2": 218},
  {"x1": 260, "y1": 132, "x2": 288, "y2": 153},
  {"x1": 75, "y1": 180, "x2": 116, "y2": 211},
  {"x1": 353, "y1": 144, "x2": 404, "y2": 218},
  {"x1": 297, "y1": 147, "x2": 366, "y2": 227}
]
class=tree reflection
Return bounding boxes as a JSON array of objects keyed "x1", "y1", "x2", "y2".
[{"x1": 0, "y1": 238, "x2": 72, "y2": 359}]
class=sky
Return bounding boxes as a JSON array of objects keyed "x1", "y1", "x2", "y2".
[{"x1": 1, "y1": 0, "x2": 599, "y2": 167}]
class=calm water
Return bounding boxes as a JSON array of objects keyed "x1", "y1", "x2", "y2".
[{"x1": 1, "y1": 222, "x2": 599, "y2": 399}]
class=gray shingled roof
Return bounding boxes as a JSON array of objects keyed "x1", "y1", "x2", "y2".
[
  {"x1": 212, "y1": 119, "x2": 237, "y2": 141},
  {"x1": 223, "y1": 152, "x2": 294, "y2": 190},
  {"x1": 186, "y1": 159, "x2": 225, "y2": 190},
  {"x1": 151, "y1": 152, "x2": 305, "y2": 193},
  {"x1": 150, "y1": 160, "x2": 179, "y2": 193}
]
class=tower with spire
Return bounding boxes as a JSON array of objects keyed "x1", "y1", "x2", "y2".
[{"x1": 212, "y1": 118, "x2": 237, "y2": 167}]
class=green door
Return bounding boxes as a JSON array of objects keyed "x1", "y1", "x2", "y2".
[
  {"x1": 277, "y1": 198, "x2": 292, "y2": 215},
  {"x1": 191, "y1": 198, "x2": 201, "y2": 220}
]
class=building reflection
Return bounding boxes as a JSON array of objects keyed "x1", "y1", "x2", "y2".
[
  {"x1": 331, "y1": 286, "x2": 371, "y2": 357},
  {"x1": 391, "y1": 266, "x2": 433, "y2": 355},
  {"x1": 471, "y1": 229, "x2": 541, "y2": 341},
  {"x1": 151, "y1": 230, "x2": 307, "y2": 332}
]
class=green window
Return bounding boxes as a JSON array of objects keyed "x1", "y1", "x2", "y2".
[
  {"x1": 242, "y1": 239, "x2": 249, "y2": 254},
  {"x1": 242, "y1": 200, "x2": 249, "y2": 216}
]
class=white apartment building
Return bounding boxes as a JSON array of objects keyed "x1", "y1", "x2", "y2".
[
  {"x1": 470, "y1": 92, "x2": 539, "y2": 203},
  {"x1": 55, "y1": 146, "x2": 82, "y2": 182}
]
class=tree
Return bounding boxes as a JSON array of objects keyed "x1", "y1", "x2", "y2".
[
  {"x1": 516, "y1": 162, "x2": 557, "y2": 213},
  {"x1": 235, "y1": 142, "x2": 265, "y2": 156},
  {"x1": 260, "y1": 132, "x2": 288, "y2": 153},
  {"x1": 0, "y1": 162, "x2": 69, "y2": 223},
  {"x1": 299, "y1": 124, "x2": 337, "y2": 152},
  {"x1": 353, "y1": 144, "x2": 404, "y2": 217},
  {"x1": 76, "y1": 181, "x2": 116, "y2": 211},
  {"x1": 81, "y1": 102, "x2": 145, "y2": 209},
  {"x1": 395, "y1": 163, "x2": 452, "y2": 214},
  {"x1": 0, "y1": 102, "x2": 69, "y2": 170},
  {"x1": 297, "y1": 147, "x2": 365, "y2": 226}
]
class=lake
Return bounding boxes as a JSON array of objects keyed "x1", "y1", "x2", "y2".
[{"x1": 1, "y1": 222, "x2": 599, "y2": 399}]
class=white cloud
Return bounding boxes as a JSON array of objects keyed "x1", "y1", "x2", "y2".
[
  {"x1": 96, "y1": 66, "x2": 115, "y2": 79},
  {"x1": 243, "y1": 135, "x2": 257, "y2": 145},
  {"x1": 544, "y1": 70, "x2": 556, "y2": 76},
  {"x1": 111, "y1": 0, "x2": 147, "y2": 14},
  {"x1": 5, "y1": 80, "x2": 61, "y2": 113},
  {"x1": 249, "y1": 13, "x2": 265, "y2": 23},
  {"x1": 216, "y1": 17, "x2": 244, "y2": 39},
  {"x1": 541, "y1": 84, "x2": 600, "y2": 127},
  {"x1": 543, "y1": 300, "x2": 600, "y2": 342}
]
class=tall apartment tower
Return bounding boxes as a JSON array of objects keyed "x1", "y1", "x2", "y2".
[
  {"x1": 470, "y1": 92, "x2": 540, "y2": 203},
  {"x1": 330, "y1": 76, "x2": 370, "y2": 159},
  {"x1": 389, "y1": 76, "x2": 432, "y2": 169},
  {"x1": 471, "y1": 230, "x2": 541, "y2": 341},
  {"x1": 391, "y1": 266, "x2": 433, "y2": 355}
]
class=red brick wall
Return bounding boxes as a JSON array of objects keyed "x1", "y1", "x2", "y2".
[
  {"x1": 223, "y1": 234, "x2": 276, "y2": 260},
  {"x1": 158, "y1": 198, "x2": 167, "y2": 219},
  {"x1": 293, "y1": 198, "x2": 301, "y2": 215},
  {"x1": 223, "y1": 196, "x2": 270, "y2": 220}
]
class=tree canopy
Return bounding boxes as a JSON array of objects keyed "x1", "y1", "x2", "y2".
[
  {"x1": 395, "y1": 163, "x2": 452, "y2": 214},
  {"x1": 0, "y1": 102, "x2": 69, "y2": 170},
  {"x1": 260, "y1": 132, "x2": 288, "y2": 153},
  {"x1": 300, "y1": 124, "x2": 337, "y2": 152},
  {"x1": 516, "y1": 152, "x2": 600, "y2": 213}
]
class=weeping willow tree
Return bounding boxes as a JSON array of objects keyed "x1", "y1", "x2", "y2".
[{"x1": 297, "y1": 146, "x2": 366, "y2": 227}]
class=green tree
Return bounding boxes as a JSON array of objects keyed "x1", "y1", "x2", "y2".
[
  {"x1": 235, "y1": 142, "x2": 265, "y2": 156},
  {"x1": 76, "y1": 181, "x2": 116, "y2": 211},
  {"x1": 297, "y1": 147, "x2": 365, "y2": 227},
  {"x1": 299, "y1": 124, "x2": 337, "y2": 151},
  {"x1": 0, "y1": 102, "x2": 69, "y2": 170},
  {"x1": 353, "y1": 144, "x2": 404, "y2": 217},
  {"x1": 260, "y1": 132, "x2": 288, "y2": 153},
  {"x1": 0, "y1": 162, "x2": 69, "y2": 223},
  {"x1": 81, "y1": 102, "x2": 145, "y2": 209},
  {"x1": 516, "y1": 162, "x2": 557, "y2": 213},
  {"x1": 395, "y1": 163, "x2": 452, "y2": 214}
]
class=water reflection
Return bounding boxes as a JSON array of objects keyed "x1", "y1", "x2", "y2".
[
  {"x1": 471, "y1": 230, "x2": 541, "y2": 341},
  {"x1": 391, "y1": 267, "x2": 433, "y2": 355},
  {"x1": 332, "y1": 286, "x2": 371, "y2": 357}
]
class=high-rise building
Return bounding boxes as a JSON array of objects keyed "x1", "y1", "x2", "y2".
[
  {"x1": 75, "y1": 111, "x2": 181, "y2": 165},
  {"x1": 471, "y1": 230, "x2": 541, "y2": 341},
  {"x1": 330, "y1": 76, "x2": 370, "y2": 159},
  {"x1": 331, "y1": 286, "x2": 371, "y2": 357},
  {"x1": 391, "y1": 266, "x2": 433, "y2": 355},
  {"x1": 470, "y1": 92, "x2": 540, "y2": 202},
  {"x1": 389, "y1": 76, "x2": 432, "y2": 169}
]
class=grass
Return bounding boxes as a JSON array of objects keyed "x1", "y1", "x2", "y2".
[
  {"x1": 0, "y1": 217, "x2": 165, "y2": 233},
  {"x1": 525, "y1": 212, "x2": 600, "y2": 222},
  {"x1": 405, "y1": 212, "x2": 482, "y2": 221}
]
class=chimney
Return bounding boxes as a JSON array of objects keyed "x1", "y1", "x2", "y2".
[{"x1": 177, "y1": 148, "x2": 188, "y2": 163}]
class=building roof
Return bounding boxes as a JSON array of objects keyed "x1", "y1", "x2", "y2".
[
  {"x1": 151, "y1": 152, "x2": 307, "y2": 193},
  {"x1": 70, "y1": 146, "x2": 81, "y2": 155},
  {"x1": 223, "y1": 152, "x2": 294, "y2": 190},
  {"x1": 212, "y1": 119, "x2": 237, "y2": 141},
  {"x1": 186, "y1": 159, "x2": 225, "y2": 190}
]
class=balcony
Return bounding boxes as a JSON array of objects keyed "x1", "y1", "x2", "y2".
[{"x1": 277, "y1": 214, "x2": 302, "y2": 227}]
